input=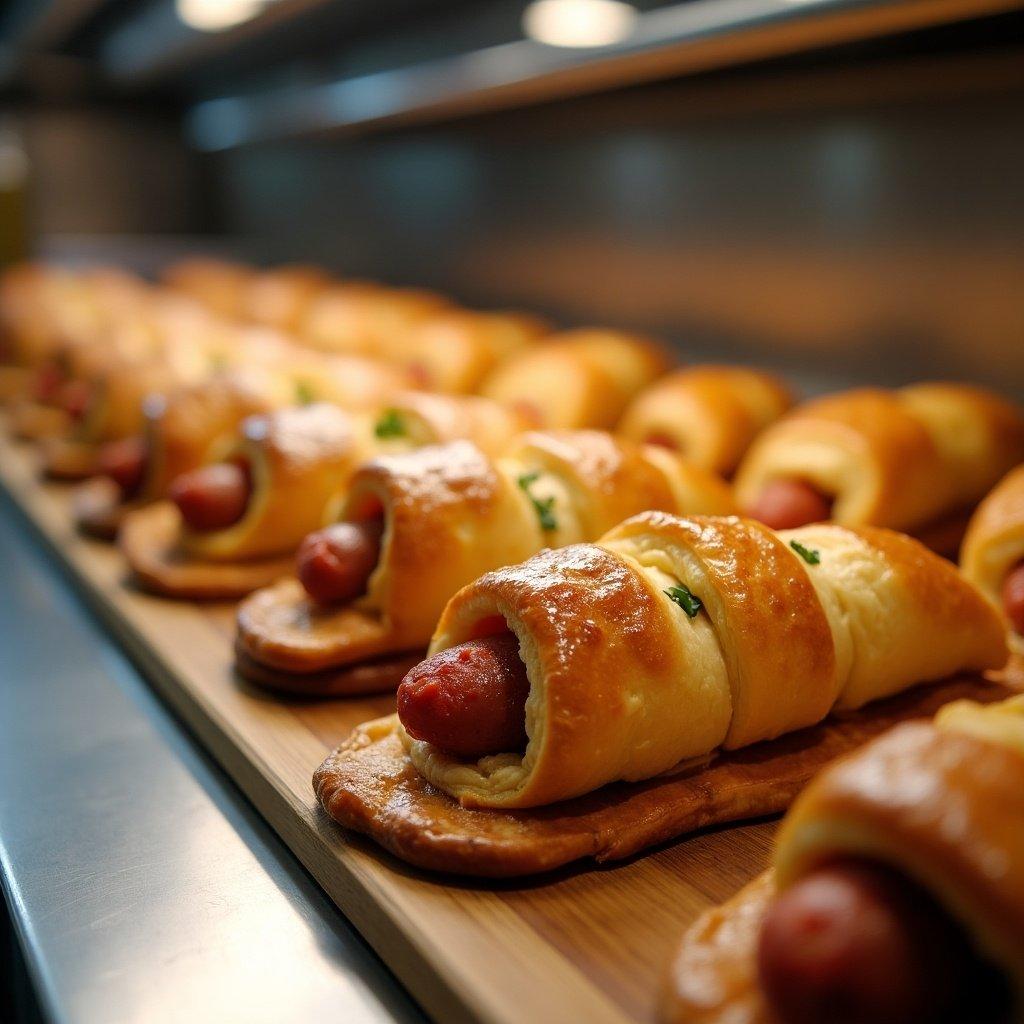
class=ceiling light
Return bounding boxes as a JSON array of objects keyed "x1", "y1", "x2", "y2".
[
  {"x1": 176, "y1": 0, "x2": 267, "y2": 32},
  {"x1": 523, "y1": 0, "x2": 638, "y2": 48}
]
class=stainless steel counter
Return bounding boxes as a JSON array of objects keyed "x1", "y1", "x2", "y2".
[{"x1": 0, "y1": 487, "x2": 426, "y2": 1024}]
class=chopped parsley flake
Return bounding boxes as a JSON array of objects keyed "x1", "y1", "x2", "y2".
[
  {"x1": 790, "y1": 540, "x2": 821, "y2": 565},
  {"x1": 664, "y1": 584, "x2": 703, "y2": 618},
  {"x1": 374, "y1": 409, "x2": 406, "y2": 438},
  {"x1": 517, "y1": 471, "x2": 557, "y2": 531}
]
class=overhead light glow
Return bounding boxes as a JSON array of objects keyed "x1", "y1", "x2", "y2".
[
  {"x1": 523, "y1": 0, "x2": 638, "y2": 48},
  {"x1": 176, "y1": 0, "x2": 266, "y2": 32}
]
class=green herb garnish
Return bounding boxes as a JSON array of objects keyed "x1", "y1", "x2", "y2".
[
  {"x1": 665, "y1": 584, "x2": 703, "y2": 618},
  {"x1": 374, "y1": 409, "x2": 406, "y2": 439},
  {"x1": 517, "y1": 471, "x2": 557, "y2": 531},
  {"x1": 294, "y1": 380, "x2": 315, "y2": 405},
  {"x1": 790, "y1": 540, "x2": 820, "y2": 565}
]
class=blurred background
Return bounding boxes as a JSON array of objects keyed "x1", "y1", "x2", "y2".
[{"x1": 0, "y1": 0, "x2": 1022, "y2": 390}]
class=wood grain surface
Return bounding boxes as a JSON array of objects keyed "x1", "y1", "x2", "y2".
[{"x1": 0, "y1": 426, "x2": 1015, "y2": 1024}]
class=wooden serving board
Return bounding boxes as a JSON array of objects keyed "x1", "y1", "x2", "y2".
[{"x1": 3, "y1": 428, "x2": 1007, "y2": 1024}]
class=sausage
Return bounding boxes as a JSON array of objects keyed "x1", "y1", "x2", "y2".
[
  {"x1": 397, "y1": 634, "x2": 530, "y2": 758},
  {"x1": 33, "y1": 364, "x2": 64, "y2": 403},
  {"x1": 745, "y1": 479, "x2": 833, "y2": 531},
  {"x1": 296, "y1": 520, "x2": 384, "y2": 606},
  {"x1": 757, "y1": 859, "x2": 983, "y2": 1024},
  {"x1": 59, "y1": 380, "x2": 92, "y2": 421},
  {"x1": 98, "y1": 436, "x2": 147, "y2": 499},
  {"x1": 643, "y1": 431, "x2": 679, "y2": 451},
  {"x1": 169, "y1": 462, "x2": 250, "y2": 532},
  {"x1": 1000, "y1": 561, "x2": 1024, "y2": 637}
]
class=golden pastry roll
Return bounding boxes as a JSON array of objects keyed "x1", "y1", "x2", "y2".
[
  {"x1": 665, "y1": 695, "x2": 1024, "y2": 1024},
  {"x1": 160, "y1": 256, "x2": 256, "y2": 320},
  {"x1": 403, "y1": 513, "x2": 1006, "y2": 809},
  {"x1": 479, "y1": 328, "x2": 673, "y2": 429},
  {"x1": 301, "y1": 283, "x2": 451, "y2": 359},
  {"x1": 120, "y1": 403, "x2": 368, "y2": 599},
  {"x1": 235, "y1": 431, "x2": 736, "y2": 686},
  {"x1": 962, "y1": 464, "x2": 1024, "y2": 654},
  {"x1": 74, "y1": 365, "x2": 301, "y2": 538},
  {"x1": 122, "y1": 393, "x2": 527, "y2": 600},
  {"x1": 240, "y1": 264, "x2": 332, "y2": 333},
  {"x1": 396, "y1": 309, "x2": 550, "y2": 393},
  {"x1": 618, "y1": 365, "x2": 794, "y2": 476},
  {"x1": 734, "y1": 385, "x2": 1024, "y2": 543}
]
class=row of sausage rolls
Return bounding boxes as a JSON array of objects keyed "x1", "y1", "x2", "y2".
[
  {"x1": 235, "y1": 430, "x2": 735, "y2": 694},
  {"x1": 666, "y1": 692, "x2": 1024, "y2": 1024},
  {"x1": 119, "y1": 393, "x2": 528, "y2": 600},
  {"x1": 387, "y1": 512, "x2": 1007, "y2": 809}
]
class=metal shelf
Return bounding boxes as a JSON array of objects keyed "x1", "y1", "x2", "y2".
[{"x1": 184, "y1": 0, "x2": 1024, "y2": 150}]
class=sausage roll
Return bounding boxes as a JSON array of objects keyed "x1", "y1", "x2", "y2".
[
  {"x1": 120, "y1": 403, "x2": 367, "y2": 600},
  {"x1": 399, "y1": 513, "x2": 1005, "y2": 810},
  {"x1": 618, "y1": 366, "x2": 794, "y2": 477},
  {"x1": 479, "y1": 329, "x2": 673, "y2": 429},
  {"x1": 301, "y1": 283, "x2": 451, "y2": 359},
  {"x1": 240, "y1": 264, "x2": 332, "y2": 333},
  {"x1": 734, "y1": 384, "x2": 1024, "y2": 551},
  {"x1": 76, "y1": 352, "x2": 412, "y2": 539},
  {"x1": 665, "y1": 693, "x2": 1024, "y2": 1024},
  {"x1": 236, "y1": 431, "x2": 735, "y2": 694},
  {"x1": 121, "y1": 394, "x2": 525, "y2": 600},
  {"x1": 396, "y1": 310, "x2": 550, "y2": 393},
  {"x1": 160, "y1": 257, "x2": 256, "y2": 320},
  {"x1": 962, "y1": 464, "x2": 1024, "y2": 654}
]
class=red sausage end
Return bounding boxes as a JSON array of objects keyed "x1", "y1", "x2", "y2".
[
  {"x1": 397, "y1": 634, "x2": 530, "y2": 759},
  {"x1": 746, "y1": 479, "x2": 833, "y2": 531}
]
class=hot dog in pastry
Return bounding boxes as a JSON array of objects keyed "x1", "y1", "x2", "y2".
[
  {"x1": 962, "y1": 464, "x2": 1024, "y2": 654},
  {"x1": 734, "y1": 385, "x2": 1024, "y2": 551},
  {"x1": 313, "y1": 513, "x2": 1009, "y2": 875},
  {"x1": 618, "y1": 366, "x2": 793, "y2": 476},
  {"x1": 75, "y1": 353, "x2": 412, "y2": 539},
  {"x1": 479, "y1": 328, "x2": 672, "y2": 429},
  {"x1": 664, "y1": 693, "x2": 1024, "y2": 1024},
  {"x1": 400, "y1": 513, "x2": 1006, "y2": 808},
  {"x1": 121, "y1": 393, "x2": 526, "y2": 600},
  {"x1": 236, "y1": 431, "x2": 735, "y2": 694}
]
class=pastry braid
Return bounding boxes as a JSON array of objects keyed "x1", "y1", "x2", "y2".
[{"x1": 406, "y1": 512, "x2": 1006, "y2": 808}]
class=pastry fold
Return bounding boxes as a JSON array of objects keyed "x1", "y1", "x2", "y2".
[
  {"x1": 665, "y1": 694, "x2": 1024, "y2": 1024},
  {"x1": 236, "y1": 431, "x2": 735, "y2": 690},
  {"x1": 735, "y1": 384, "x2": 1024, "y2": 536},
  {"x1": 406, "y1": 513, "x2": 1006, "y2": 808},
  {"x1": 962, "y1": 464, "x2": 1024, "y2": 653},
  {"x1": 480, "y1": 329, "x2": 672, "y2": 429},
  {"x1": 618, "y1": 366, "x2": 793, "y2": 476}
]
